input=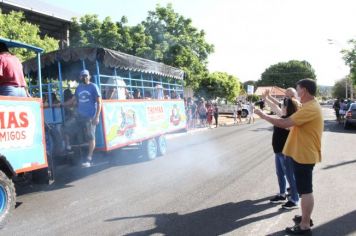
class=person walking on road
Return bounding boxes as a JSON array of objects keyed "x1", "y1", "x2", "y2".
[
  {"x1": 332, "y1": 98, "x2": 340, "y2": 122},
  {"x1": 237, "y1": 100, "x2": 243, "y2": 124},
  {"x1": 207, "y1": 103, "x2": 214, "y2": 128},
  {"x1": 255, "y1": 79, "x2": 323, "y2": 235},
  {"x1": 213, "y1": 104, "x2": 219, "y2": 128},
  {"x1": 247, "y1": 101, "x2": 255, "y2": 124}
]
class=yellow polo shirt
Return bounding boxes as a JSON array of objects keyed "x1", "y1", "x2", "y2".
[{"x1": 283, "y1": 98, "x2": 323, "y2": 164}]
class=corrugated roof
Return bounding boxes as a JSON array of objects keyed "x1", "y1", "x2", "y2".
[
  {"x1": 255, "y1": 86, "x2": 286, "y2": 96},
  {"x1": 23, "y1": 47, "x2": 185, "y2": 80},
  {"x1": 1, "y1": 0, "x2": 78, "y2": 22}
]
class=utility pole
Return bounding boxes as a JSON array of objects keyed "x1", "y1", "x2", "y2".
[{"x1": 346, "y1": 78, "x2": 348, "y2": 98}]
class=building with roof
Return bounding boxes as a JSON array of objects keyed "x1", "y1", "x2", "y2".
[
  {"x1": 0, "y1": 0, "x2": 78, "y2": 48},
  {"x1": 254, "y1": 86, "x2": 286, "y2": 99}
]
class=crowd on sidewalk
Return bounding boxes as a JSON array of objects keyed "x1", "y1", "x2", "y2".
[{"x1": 183, "y1": 97, "x2": 261, "y2": 130}]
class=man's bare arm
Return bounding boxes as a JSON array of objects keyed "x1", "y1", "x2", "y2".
[{"x1": 255, "y1": 109, "x2": 295, "y2": 129}]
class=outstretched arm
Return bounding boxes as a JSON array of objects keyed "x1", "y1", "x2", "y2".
[{"x1": 255, "y1": 109, "x2": 294, "y2": 129}]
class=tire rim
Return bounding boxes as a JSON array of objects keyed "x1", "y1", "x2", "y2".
[
  {"x1": 148, "y1": 140, "x2": 157, "y2": 159},
  {"x1": 159, "y1": 137, "x2": 167, "y2": 154},
  {"x1": 0, "y1": 185, "x2": 7, "y2": 213}
]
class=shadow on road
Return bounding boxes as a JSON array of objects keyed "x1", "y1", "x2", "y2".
[
  {"x1": 267, "y1": 210, "x2": 356, "y2": 236},
  {"x1": 322, "y1": 159, "x2": 356, "y2": 170},
  {"x1": 249, "y1": 127, "x2": 273, "y2": 132},
  {"x1": 105, "y1": 196, "x2": 286, "y2": 236},
  {"x1": 15, "y1": 148, "x2": 149, "y2": 196}
]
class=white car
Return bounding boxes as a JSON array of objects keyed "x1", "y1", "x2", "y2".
[{"x1": 217, "y1": 104, "x2": 250, "y2": 118}]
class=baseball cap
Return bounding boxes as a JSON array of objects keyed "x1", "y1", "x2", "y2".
[{"x1": 80, "y1": 69, "x2": 90, "y2": 77}]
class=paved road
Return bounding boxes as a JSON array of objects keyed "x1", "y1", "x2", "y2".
[{"x1": 2, "y1": 106, "x2": 356, "y2": 236}]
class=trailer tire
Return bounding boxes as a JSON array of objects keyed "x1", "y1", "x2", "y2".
[
  {"x1": 0, "y1": 170, "x2": 16, "y2": 229},
  {"x1": 143, "y1": 138, "x2": 158, "y2": 160},
  {"x1": 156, "y1": 135, "x2": 167, "y2": 156}
]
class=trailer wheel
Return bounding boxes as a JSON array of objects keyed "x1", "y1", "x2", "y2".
[
  {"x1": 156, "y1": 135, "x2": 167, "y2": 156},
  {"x1": 0, "y1": 170, "x2": 16, "y2": 229},
  {"x1": 143, "y1": 138, "x2": 158, "y2": 160}
]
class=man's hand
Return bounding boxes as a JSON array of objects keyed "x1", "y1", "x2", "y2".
[
  {"x1": 92, "y1": 117, "x2": 100, "y2": 125},
  {"x1": 254, "y1": 109, "x2": 265, "y2": 119}
]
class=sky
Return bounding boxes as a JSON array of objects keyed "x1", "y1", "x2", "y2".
[{"x1": 41, "y1": 0, "x2": 356, "y2": 86}]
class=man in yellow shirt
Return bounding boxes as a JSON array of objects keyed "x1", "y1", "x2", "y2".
[{"x1": 255, "y1": 79, "x2": 323, "y2": 235}]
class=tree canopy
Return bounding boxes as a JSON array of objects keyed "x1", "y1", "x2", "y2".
[
  {"x1": 194, "y1": 72, "x2": 241, "y2": 102},
  {"x1": 0, "y1": 11, "x2": 59, "y2": 61},
  {"x1": 257, "y1": 60, "x2": 316, "y2": 88},
  {"x1": 342, "y1": 39, "x2": 356, "y2": 85},
  {"x1": 332, "y1": 77, "x2": 356, "y2": 99},
  {"x1": 69, "y1": 4, "x2": 214, "y2": 90}
]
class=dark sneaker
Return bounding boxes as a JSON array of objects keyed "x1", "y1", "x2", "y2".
[
  {"x1": 285, "y1": 225, "x2": 311, "y2": 235},
  {"x1": 282, "y1": 201, "x2": 299, "y2": 210},
  {"x1": 293, "y1": 215, "x2": 314, "y2": 227},
  {"x1": 270, "y1": 195, "x2": 286, "y2": 203}
]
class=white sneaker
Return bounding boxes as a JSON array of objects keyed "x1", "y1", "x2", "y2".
[{"x1": 82, "y1": 161, "x2": 91, "y2": 168}]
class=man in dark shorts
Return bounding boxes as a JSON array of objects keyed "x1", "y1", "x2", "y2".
[
  {"x1": 65, "y1": 70, "x2": 102, "y2": 167},
  {"x1": 255, "y1": 79, "x2": 323, "y2": 235}
]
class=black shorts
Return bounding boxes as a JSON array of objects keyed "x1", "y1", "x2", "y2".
[
  {"x1": 64, "y1": 116, "x2": 97, "y2": 141},
  {"x1": 237, "y1": 110, "x2": 242, "y2": 115},
  {"x1": 292, "y1": 159, "x2": 315, "y2": 195}
]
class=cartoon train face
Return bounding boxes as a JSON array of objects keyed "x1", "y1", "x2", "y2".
[
  {"x1": 170, "y1": 104, "x2": 181, "y2": 126},
  {"x1": 117, "y1": 109, "x2": 136, "y2": 137}
]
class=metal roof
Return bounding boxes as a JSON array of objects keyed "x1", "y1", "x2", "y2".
[
  {"x1": 0, "y1": 37, "x2": 44, "y2": 53},
  {"x1": 0, "y1": 0, "x2": 77, "y2": 22},
  {"x1": 23, "y1": 47, "x2": 185, "y2": 80}
]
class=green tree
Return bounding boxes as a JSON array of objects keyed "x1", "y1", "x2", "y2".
[
  {"x1": 257, "y1": 60, "x2": 316, "y2": 88},
  {"x1": 342, "y1": 39, "x2": 356, "y2": 85},
  {"x1": 140, "y1": 4, "x2": 214, "y2": 89},
  {"x1": 0, "y1": 11, "x2": 58, "y2": 61},
  {"x1": 195, "y1": 72, "x2": 241, "y2": 102},
  {"x1": 69, "y1": 5, "x2": 214, "y2": 89},
  {"x1": 70, "y1": 15, "x2": 101, "y2": 47},
  {"x1": 332, "y1": 77, "x2": 355, "y2": 98}
]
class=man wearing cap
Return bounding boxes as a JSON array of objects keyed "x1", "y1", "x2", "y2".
[
  {"x1": 0, "y1": 42, "x2": 30, "y2": 97},
  {"x1": 66, "y1": 69, "x2": 102, "y2": 167}
]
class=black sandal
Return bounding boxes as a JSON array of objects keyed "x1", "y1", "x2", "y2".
[
  {"x1": 285, "y1": 225, "x2": 312, "y2": 235},
  {"x1": 293, "y1": 215, "x2": 314, "y2": 227}
]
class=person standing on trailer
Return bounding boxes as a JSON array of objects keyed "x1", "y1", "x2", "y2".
[
  {"x1": 66, "y1": 69, "x2": 102, "y2": 167},
  {"x1": 0, "y1": 42, "x2": 30, "y2": 97}
]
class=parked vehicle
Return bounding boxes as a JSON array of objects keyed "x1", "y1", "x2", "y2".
[
  {"x1": 344, "y1": 103, "x2": 356, "y2": 129},
  {"x1": 217, "y1": 104, "x2": 250, "y2": 118}
]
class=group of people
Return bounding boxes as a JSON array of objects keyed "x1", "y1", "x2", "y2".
[
  {"x1": 102, "y1": 78, "x2": 182, "y2": 101},
  {"x1": 185, "y1": 98, "x2": 219, "y2": 129},
  {"x1": 333, "y1": 98, "x2": 354, "y2": 123},
  {"x1": 232, "y1": 100, "x2": 256, "y2": 125},
  {"x1": 255, "y1": 79, "x2": 323, "y2": 235},
  {"x1": 0, "y1": 44, "x2": 101, "y2": 168}
]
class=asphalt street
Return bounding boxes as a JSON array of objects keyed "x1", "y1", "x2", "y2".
[{"x1": 2, "y1": 106, "x2": 356, "y2": 236}]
